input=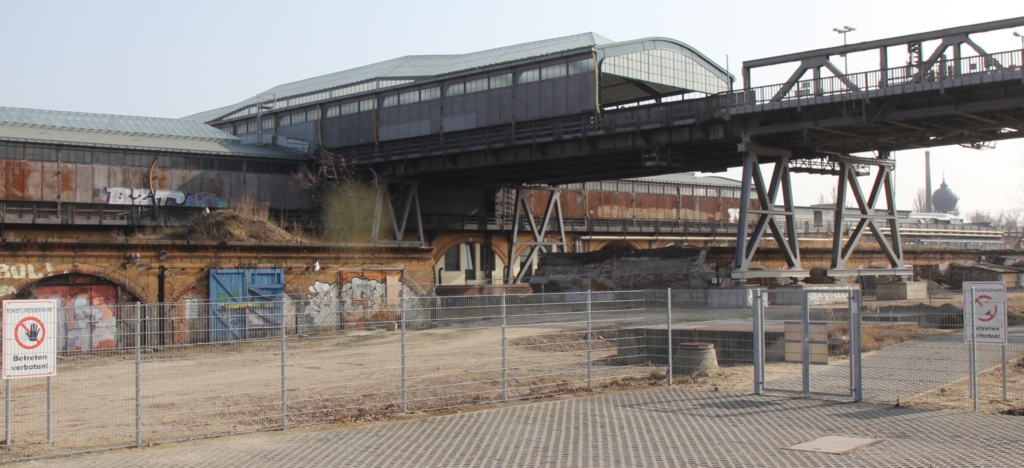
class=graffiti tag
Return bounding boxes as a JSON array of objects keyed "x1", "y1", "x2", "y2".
[
  {"x1": 0, "y1": 263, "x2": 53, "y2": 279},
  {"x1": 105, "y1": 187, "x2": 227, "y2": 208}
]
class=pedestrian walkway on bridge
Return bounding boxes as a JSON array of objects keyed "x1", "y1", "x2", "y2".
[{"x1": 32, "y1": 387, "x2": 1024, "y2": 467}]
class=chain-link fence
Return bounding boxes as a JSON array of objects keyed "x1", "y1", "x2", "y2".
[{"x1": 2, "y1": 287, "x2": 1024, "y2": 461}]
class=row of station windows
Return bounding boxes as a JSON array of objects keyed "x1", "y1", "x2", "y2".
[
  {"x1": 0, "y1": 143, "x2": 298, "y2": 174},
  {"x1": 222, "y1": 58, "x2": 596, "y2": 135},
  {"x1": 563, "y1": 180, "x2": 742, "y2": 198}
]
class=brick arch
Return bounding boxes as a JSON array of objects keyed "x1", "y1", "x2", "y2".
[
  {"x1": 165, "y1": 271, "x2": 218, "y2": 304},
  {"x1": 589, "y1": 240, "x2": 644, "y2": 252},
  {"x1": 430, "y1": 237, "x2": 506, "y2": 268},
  {"x1": 1, "y1": 262, "x2": 155, "y2": 303}
]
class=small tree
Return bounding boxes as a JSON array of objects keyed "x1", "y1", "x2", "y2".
[
  {"x1": 912, "y1": 187, "x2": 929, "y2": 213},
  {"x1": 297, "y1": 150, "x2": 391, "y2": 243}
]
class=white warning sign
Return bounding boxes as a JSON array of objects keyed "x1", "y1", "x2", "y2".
[
  {"x1": 3, "y1": 299, "x2": 58, "y2": 379},
  {"x1": 963, "y1": 282, "x2": 1007, "y2": 345}
]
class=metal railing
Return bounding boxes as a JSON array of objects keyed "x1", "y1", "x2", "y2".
[
  {"x1": 3, "y1": 287, "x2": 1024, "y2": 461},
  {"x1": 342, "y1": 49, "x2": 1023, "y2": 164}
]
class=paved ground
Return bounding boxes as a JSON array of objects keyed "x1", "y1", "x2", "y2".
[{"x1": 21, "y1": 386, "x2": 1024, "y2": 467}]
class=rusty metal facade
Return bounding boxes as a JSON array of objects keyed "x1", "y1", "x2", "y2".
[
  {"x1": 0, "y1": 143, "x2": 308, "y2": 210},
  {"x1": 523, "y1": 180, "x2": 743, "y2": 224}
]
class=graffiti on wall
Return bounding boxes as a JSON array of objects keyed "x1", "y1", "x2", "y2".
[
  {"x1": 104, "y1": 187, "x2": 227, "y2": 208},
  {"x1": 340, "y1": 277, "x2": 386, "y2": 325},
  {"x1": 0, "y1": 262, "x2": 54, "y2": 280},
  {"x1": 36, "y1": 285, "x2": 119, "y2": 353},
  {"x1": 303, "y1": 280, "x2": 339, "y2": 327}
]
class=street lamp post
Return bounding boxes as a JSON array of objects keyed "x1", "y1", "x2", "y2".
[
  {"x1": 833, "y1": 26, "x2": 856, "y2": 74},
  {"x1": 1015, "y1": 31, "x2": 1023, "y2": 67}
]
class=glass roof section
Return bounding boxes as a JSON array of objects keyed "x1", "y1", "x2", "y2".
[
  {"x1": 188, "y1": 33, "x2": 733, "y2": 123},
  {"x1": 188, "y1": 33, "x2": 615, "y2": 123},
  {"x1": 0, "y1": 107, "x2": 237, "y2": 141}
]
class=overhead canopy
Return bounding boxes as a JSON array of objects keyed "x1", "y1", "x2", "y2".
[
  {"x1": 597, "y1": 38, "x2": 733, "y2": 106},
  {"x1": 190, "y1": 33, "x2": 732, "y2": 123}
]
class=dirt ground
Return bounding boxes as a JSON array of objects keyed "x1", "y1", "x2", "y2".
[
  {"x1": 0, "y1": 324, "x2": 670, "y2": 461},
  {"x1": 3, "y1": 311, "x2": 1021, "y2": 462}
]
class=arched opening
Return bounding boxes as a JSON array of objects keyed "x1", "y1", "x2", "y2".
[
  {"x1": 435, "y1": 242, "x2": 502, "y2": 285},
  {"x1": 598, "y1": 240, "x2": 636, "y2": 252},
  {"x1": 18, "y1": 273, "x2": 140, "y2": 353}
]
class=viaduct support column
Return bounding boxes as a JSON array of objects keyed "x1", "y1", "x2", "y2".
[
  {"x1": 505, "y1": 186, "x2": 566, "y2": 284},
  {"x1": 827, "y1": 153, "x2": 912, "y2": 277},
  {"x1": 733, "y1": 140, "x2": 806, "y2": 280}
]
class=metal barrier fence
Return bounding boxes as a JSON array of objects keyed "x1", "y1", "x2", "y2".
[{"x1": 2, "y1": 287, "x2": 1024, "y2": 460}]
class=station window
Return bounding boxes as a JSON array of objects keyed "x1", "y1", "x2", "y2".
[
  {"x1": 517, "y1": 69, "x2": 539, "y2": 84},
  {"x1": 359, "y1": 98, "x2": 375, "y2": 112},
  {"x1": 339, "y1": 102, "x2": 358, "y2": 115},
  {"x1": 420, "y1": 87, "x2": 441, "y2": 101},
  {"x1": 220, "y1": 160, "x2": 243, "y2": 171},
  {"x1": 261, "y1": 118, "x2": 274, "y2": 129},
  {"x1": 381, "y1": 94, "x2": 399, "y2": 107},
  {"x1": 399, "y1": 90, "x2": 420, "y2": 105},
  {"x1": 24, "y1": 147, "x2": 57, "y2": 161},
  {"x1": 63, "y1": 149, "x2": 92, "y2": 164},
  {"x1": 568, "y1": 58, "x2": 595, "y2": 75},
  {"x1": 306, "y1": 109, "x2": 319, "y2": 121},
  {"x1": 465, "y1": 77, "x2": 488, "y2": 93},
  {"x1": 291, "y1": 111, "x2": 306, "y2": 124},
  {"x1": 489, "y1": 73, "x2": 512, "y2": 89},
  {"x1": 541, "y1": 63, "x2": 567, "y2": 80},
  {"x1": 279, "y1": 115, "x2": 291, "y2": 126},
  {"x1": 445, "y1": 82, "x2": 465, "y2": 96}
]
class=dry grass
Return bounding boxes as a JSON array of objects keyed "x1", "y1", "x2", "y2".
[
  {"x1": 508, "y1": 330, "x2": 618, "y2": 353},
  {"x1": 827, "y1": 323, "x2": 953, "y2": 354}
]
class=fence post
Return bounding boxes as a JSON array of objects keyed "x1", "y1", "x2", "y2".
[
  {"x1": 753, "y1": 290, "x2": 764, "y2": 395},
  {"x1": 667, "y1": 288, "x2": 673, "y2": 386},
  {"x1": 280, "y1": 302, "x2": 287, "y2": 430},
  {"x1": 801, "y1": 291, "x2": 810, "y2": 398},
  {"x1": 849, "y1": 290, "x2": 863, "y2": 402},
  {"x1": 4, "y1": 376, "x2": 9, "y2": 446},
  {"x1": 587, "y1": 290, "x2": 593, "y2": 391},
  {"x1": 969, "y1": 287, "x2": 978, "y2": 412},
  {"x1": 401, "y1": 296, "x2": 408, "y2": 413},
  {"x1": 135, "y1": 302, "x2": 142, "y2": 447},
  {"x1": 501, "y1": 293, "x2": 508, "y2": 401}
]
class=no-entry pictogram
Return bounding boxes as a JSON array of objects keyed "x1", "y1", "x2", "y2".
[
  {"x1": 963, "y1": 282, "x2": 1007, "y2": 345},
  {"x1": 3, "y1": 299, "x2": 57, "y2": 379},
  {"x1": 14, "y1": 316, "x2": 46, "y2": 350},
  {"x1": 974, "y1": 295, "x2": 998, "y2": 322}
]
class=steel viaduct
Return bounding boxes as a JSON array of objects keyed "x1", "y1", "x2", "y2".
[
  {"x1": 334, "y1": 17, "x2": 1024, "y2": 283},
  {"x1": 0, "y1": 17, "x2": 1022, "y2": 311}
]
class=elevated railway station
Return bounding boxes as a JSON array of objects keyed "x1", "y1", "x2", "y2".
[
  {"x1": 195, "y1": 16, "x2": 1024, "y2": 282},
  {"x1": 0, "y1": 18, "x2": 1021, "y2": 346}
]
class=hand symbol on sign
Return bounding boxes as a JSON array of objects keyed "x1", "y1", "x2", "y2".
[{"x1": 26, "y1": 323, "x2": 41, "y2": 342}]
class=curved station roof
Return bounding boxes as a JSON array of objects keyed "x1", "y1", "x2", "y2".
[{"x1": 189, "y1": 33, "x2": 733, "y2": 124}]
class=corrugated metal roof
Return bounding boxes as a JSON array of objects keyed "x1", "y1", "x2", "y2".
[
  {"x1": 0, "y1": 106, "x2": 236, "y2": 141},
  {"x1": 637, "y1": 173, "x2": 741, "y2": 187},
  {"x1": 0, "y1": 123, "x2": 306, "y2": 160},
  {"x1": 187, "y1": 33, "x2": 614, "y2": 122}
]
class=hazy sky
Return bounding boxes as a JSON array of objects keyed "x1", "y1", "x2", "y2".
[{"x1": 1, "y1": 0, "x2": 1021, "y2": 215}]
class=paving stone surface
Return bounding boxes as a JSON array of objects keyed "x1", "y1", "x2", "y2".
[{"x1": 24, "y1": 386, "x2": 1024, "y2": 467}]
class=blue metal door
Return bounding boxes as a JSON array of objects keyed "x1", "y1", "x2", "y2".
[{"x1": 209, "y1": 269, "x2": 285, "y2": 341}]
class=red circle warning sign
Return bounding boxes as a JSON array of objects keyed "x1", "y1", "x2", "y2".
[{"x1": 14, "y1": 316, "x2": 46, "y2": 350}]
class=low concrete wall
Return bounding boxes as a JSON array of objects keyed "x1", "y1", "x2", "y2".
[
  {"x1": 876, "y1": 281, "x2": 928, "y2": 301},
  {"x1": 435, "y1": 284, "x2": 533, "y2": 296}
]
